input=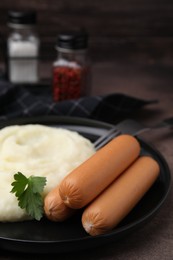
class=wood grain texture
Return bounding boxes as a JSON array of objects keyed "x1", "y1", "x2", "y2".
[{"x1": 0, "y1": 0, "x2": 173, "y2": 62}]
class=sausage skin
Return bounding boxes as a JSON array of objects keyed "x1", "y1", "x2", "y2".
[
  {"x1": 59, "y1": 135, "x2": 141, "y2": 209},
  {"x1": 44, "y1": 186, "x2": 75, "y2": 222},
  {"x1": 82, "y1": 156, "x2": 160, "y2": 236}
]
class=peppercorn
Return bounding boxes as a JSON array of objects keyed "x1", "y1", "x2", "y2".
[{"x1": 52, "y1": 29, "x2": 91, "y2": 101}]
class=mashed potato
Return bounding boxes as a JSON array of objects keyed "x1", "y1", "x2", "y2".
[{"x1": 0, "y1": 124, "x2": 95, "y2": 222}]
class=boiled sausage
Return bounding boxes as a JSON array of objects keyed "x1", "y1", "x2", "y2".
[
  {"x1": 44, "y1": 186, "x2": 75, "y2": 221},
  {"x1": 59, "y1": 135, "x2": 141, "y2": 209},
  {"x1": 82, "y1": 156, "x2": 160, "y2": 236}
]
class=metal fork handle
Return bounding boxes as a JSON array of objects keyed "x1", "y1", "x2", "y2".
[
  {"x1": 94, "y1": 117, "x2": 173, "y2": 150},
  {"x1": 94, "y1": 126, "x2": 119, "y2": 147},
  {"x1": 94, "y1": 119, "x2": 147, "y2": 150},
  {"x1": 94, "y1": 129, "x2": 121, "y2": 150}
]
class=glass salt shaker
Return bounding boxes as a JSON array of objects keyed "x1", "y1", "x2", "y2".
[
  {"x1": 7, "y1": 10, "x2": 40, "y2": 84},
  {"x1": 52, "y1": 29, "x2": 91, "y2": 101}
]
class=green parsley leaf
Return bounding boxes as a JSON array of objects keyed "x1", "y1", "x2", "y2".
[
  {"x1": 11, "y1": 172, "x2": 28, "y2": 197},
  {"x1": 11, "y1": 172, "x2": 47, "y2": 221}
]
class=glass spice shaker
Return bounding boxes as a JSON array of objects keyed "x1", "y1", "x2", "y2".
[
  {"x1": 7, "y1": 10, "x2": 40, "y2": 84},
  {"x1": 52, "y1": 29, "x2": 91, "y2": 101}
]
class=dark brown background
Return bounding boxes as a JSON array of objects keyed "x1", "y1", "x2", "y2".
[
  {"x1": 0, "y1": 0, "x2": 173, "y2": 64},
  {"x1": 0, "y1": 2, "x2": 173, "y2": 259}
]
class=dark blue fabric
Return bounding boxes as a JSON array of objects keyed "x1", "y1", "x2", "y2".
[{"x1": 0, "y1": 80, "x2": 157, "y2": 124}]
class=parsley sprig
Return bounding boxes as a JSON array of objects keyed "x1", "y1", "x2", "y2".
[{"x1": 11, "y1": 172, "x2": 47, "y2": 221}]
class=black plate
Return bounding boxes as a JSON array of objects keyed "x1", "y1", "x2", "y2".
[{"x1": 0, "y1": 116, "x2": 171, "y2": 254}]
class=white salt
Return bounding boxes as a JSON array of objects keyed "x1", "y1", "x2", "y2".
[{"x1": 8, "y1": 40, "x2": 39, "y2": 83}]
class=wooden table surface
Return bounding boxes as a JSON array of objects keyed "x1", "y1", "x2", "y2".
[{"x1": 0, "y1": 60, "x2": 173, "y2": 259}]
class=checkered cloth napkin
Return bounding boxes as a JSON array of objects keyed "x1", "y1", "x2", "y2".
[{"x1": 0, "y1": 80, "x2": 157, "y2": 124}]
